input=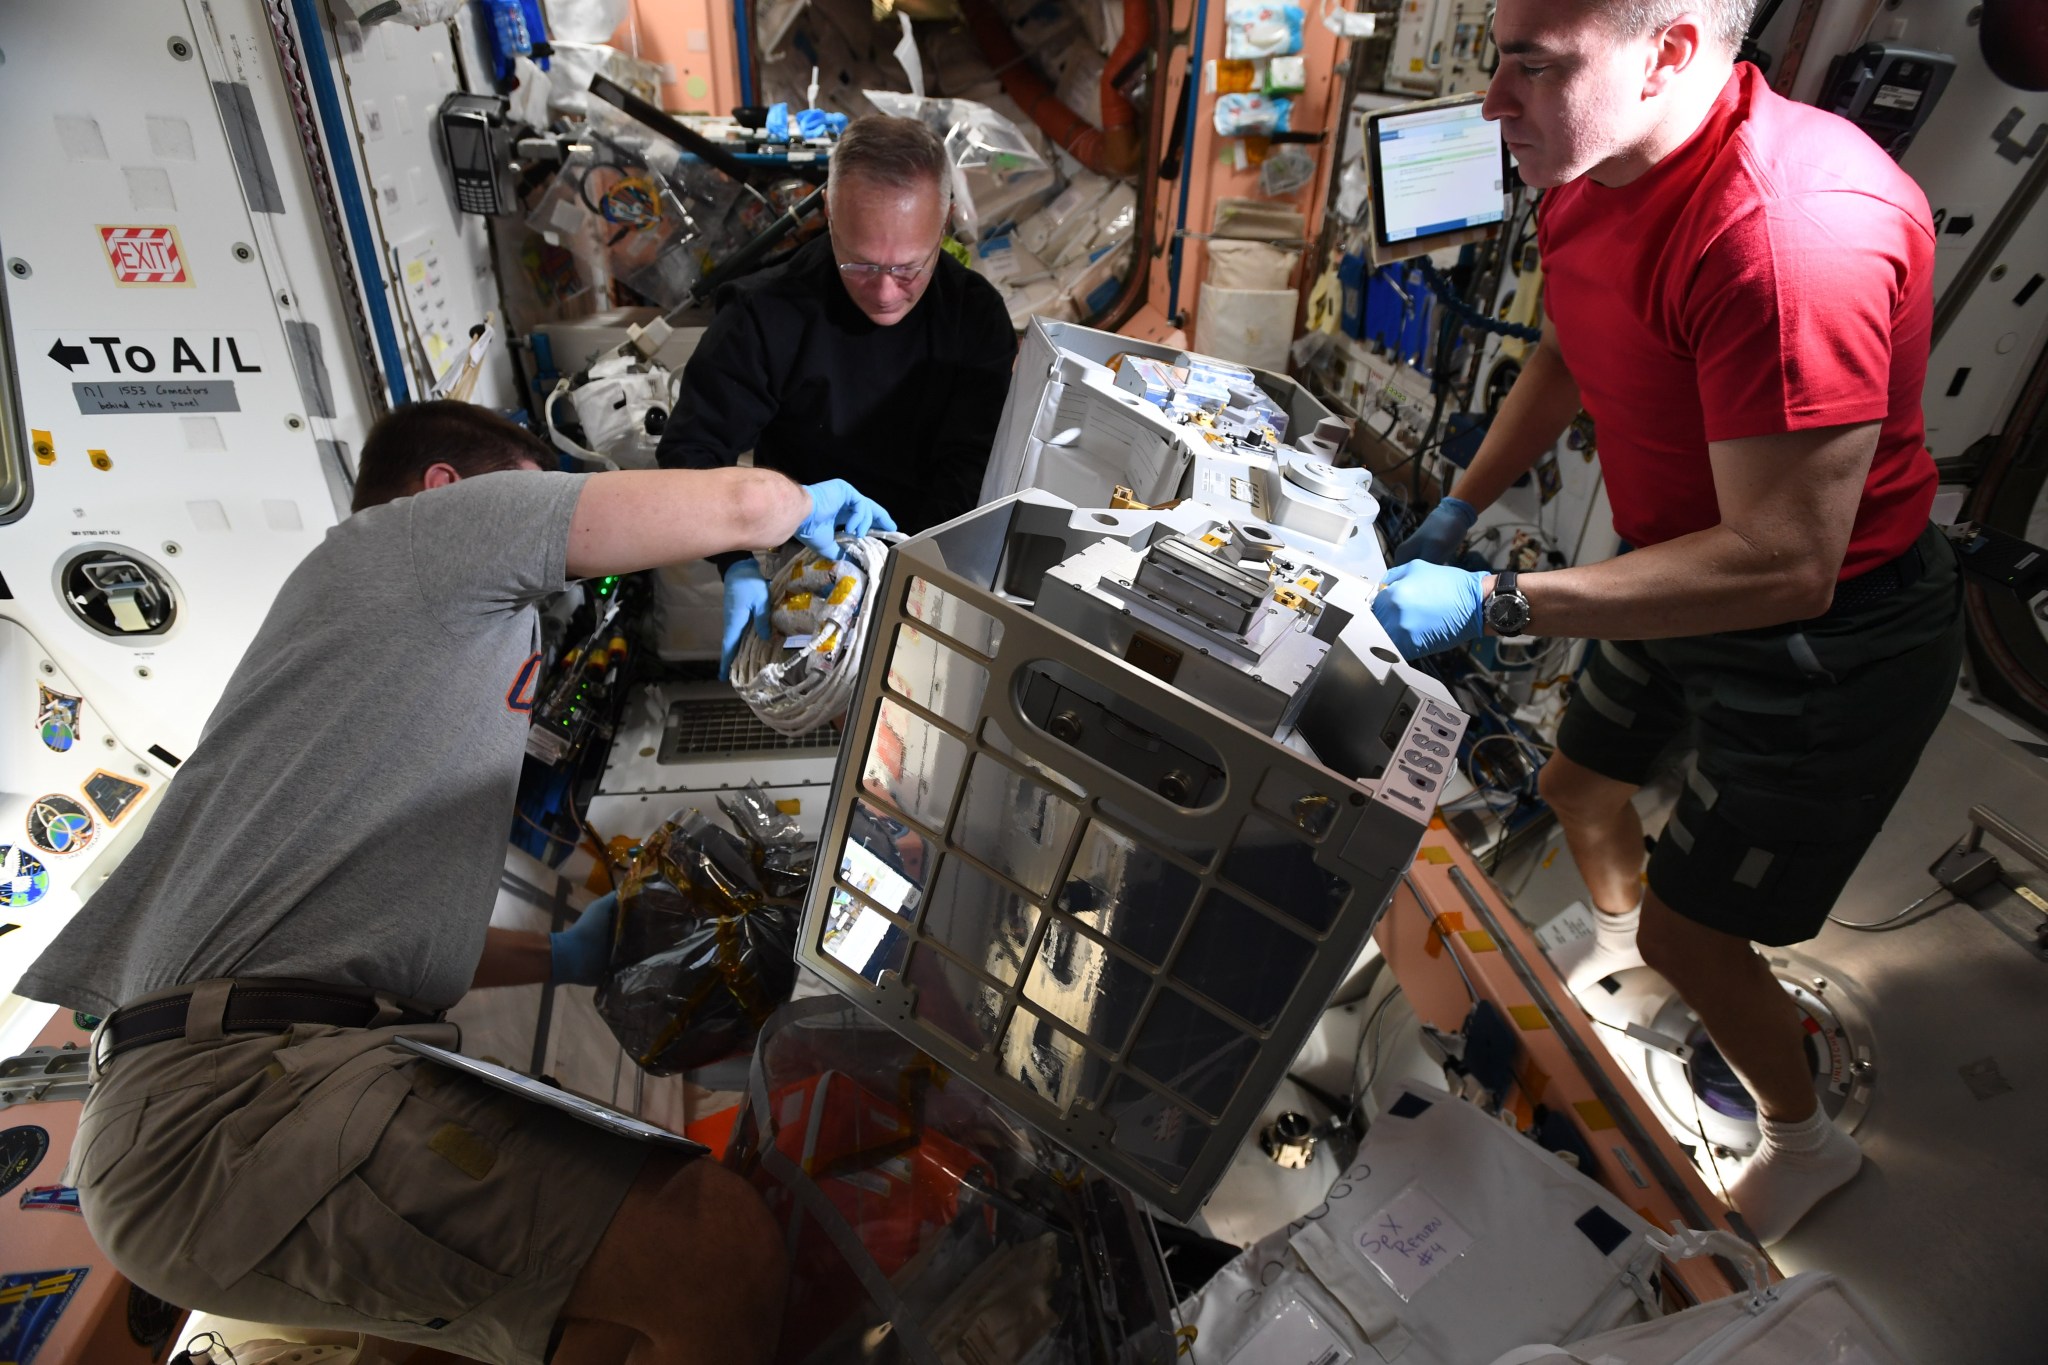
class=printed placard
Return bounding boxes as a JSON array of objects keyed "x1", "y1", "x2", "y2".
[
  {"x1": 1352, "y1": 1183, "x2": 1474, "y2": 1300},
  {"x1": 40, "y1": 331, "x2": 263, "y2": 381},
  {"x1": 1536, "y1": 901, "x2": 1597, "y2": 955},
  {"x1": 99, "y1": 225, "x2": 191, "y2": 286}
]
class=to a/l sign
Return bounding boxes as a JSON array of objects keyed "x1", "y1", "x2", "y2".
[{"x1": 36, "y1": 331, "x2": 263, "y2": 381}]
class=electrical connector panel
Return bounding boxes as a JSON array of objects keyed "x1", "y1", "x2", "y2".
[{"x1": 1035, "y1": 514, "x2": 1344, "y2": 735}]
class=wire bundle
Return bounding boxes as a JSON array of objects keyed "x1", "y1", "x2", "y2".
[{"x1": 730, "y1": 532, "x2": 901, "y2": 735}]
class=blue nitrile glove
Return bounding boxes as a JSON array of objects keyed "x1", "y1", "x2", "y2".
[
  {"x1": 721, "y1": 559, "x2": 771, "y2": 681},
  {"x1": 1391, "y1": 495, "x2": 1478, "y2": 566},
  {"x1": 550, "y1": 891, "x2": 617, "y2": 986},
  {"x1": 766, "y1": 102, "x2": 791, "y2": 141},
  {"x1": 796, "y1": 107, "x2": 831, "y2": 140},
  {"x1": 796, "y1": 479, "x2": 899, "y2": 560},
  {"x1": 1372, "y1": 561, "x2": 1489, "y2": 659}
]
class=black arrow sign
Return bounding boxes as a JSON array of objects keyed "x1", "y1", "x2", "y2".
[{"x1": 48, "y1": 340, "x2": 88, "y2": 371}]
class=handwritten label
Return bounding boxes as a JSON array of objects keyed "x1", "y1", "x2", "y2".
[
  {"x1": 1353, "y1": 1185, "x2": 1473, "y2": 1300},
  {"x1": 1227, "y1": 1295, "x2": 1353, "y2": 1365},
  {"x1": 74, "y1": 381, "x2": 239, "y2": 415}
]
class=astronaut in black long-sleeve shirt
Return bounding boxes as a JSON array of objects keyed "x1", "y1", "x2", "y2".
[{"x1": 654, "y1": 115, "x2": 1018, "y2": 674}]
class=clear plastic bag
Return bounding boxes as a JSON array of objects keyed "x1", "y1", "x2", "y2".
[
  {"x1": 864, "y1": 90, "x2": 1060, "y2": 242},
  {"x1": 524, "y1": 145, "x2": 688, "y2": 303},
  {"x1": 731, "y1": 536, "x2": 895, "y2": 736},
  {"x1": 594, "y1": 794, "x2": 812, "y2": 1073},
  {"x1": 545, "y1": 0, "x2": 627, "y2": 41},
  {"x1": 522, "y1": 103, "x2": 748, "y2": 307},
  {"x1": 707, "y1": 998, "x2": 1178, "y2": 1365},
  {"x1": 1224, "y1": 1, "x2": 1306, "y2": 58},
  {"x1": 546, "y1": 42, "x2": 668, "y2": 118},
  {"x1": 1214, "y1": 91, "x2": 1293, "y2": 137},
  {"x1": 1260, "y1": 142, "x2": 1318, "y2": 196}
]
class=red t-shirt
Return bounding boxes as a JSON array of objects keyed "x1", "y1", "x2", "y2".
[{"x1": 1537, "y1": 63, "x2": 1937, "y2": 580}]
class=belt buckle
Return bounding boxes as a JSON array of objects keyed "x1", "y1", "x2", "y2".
[{"x1": 89, "y1": 1015, "x2": 116, "y2": 1082}]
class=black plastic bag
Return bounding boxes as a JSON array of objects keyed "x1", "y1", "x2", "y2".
[{"x1": 595, "y1": 789, "x2": 813, "y2": 1074}]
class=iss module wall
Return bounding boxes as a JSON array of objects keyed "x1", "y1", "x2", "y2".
[{"x1": 0, "y1": 0, "x2": 417, "y2": 1049}]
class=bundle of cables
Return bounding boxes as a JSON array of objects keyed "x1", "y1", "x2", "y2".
[{"x1": 729, "y1": 531, "x2": 902, "y2": 735}]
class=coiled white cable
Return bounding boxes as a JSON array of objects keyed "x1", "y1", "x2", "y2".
[{"x1": 729, "y1": 532, "x2": 901, "y2": 735}]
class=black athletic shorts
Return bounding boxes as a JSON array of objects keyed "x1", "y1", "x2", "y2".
[{"x1": 1553, "y1": 522, "x2": 1964, "y2": 945}]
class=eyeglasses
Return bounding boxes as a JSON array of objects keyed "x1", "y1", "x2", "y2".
[
  {"x1": 836, "y1": 259, "x2": 932, "y2": 281},
  {"x1": 836, "y1": 239, "x2": 942, "y2": 282}
]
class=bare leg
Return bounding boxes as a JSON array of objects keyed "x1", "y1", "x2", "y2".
[
  {"x1": 1538, "y1": 753, "x2": 1650, "y2": 991},
  {"x1": 1537, "y1": 752, "x2": 1647, "y2": 915},
  {"x1": 552, "y1": 1154, "x2": 786, "y2": 1365},
  {"x1": 1635, "y1": 892, "x2": 1813, "y2": 1122},
  {"x1": 1636, "y1": 890, "x2": 1861, "y2": 1242}
]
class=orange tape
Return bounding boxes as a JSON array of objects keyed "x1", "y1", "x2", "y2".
[{"x1": 1574, "y1": 1099, "x2": 1618, "y2": 1131}]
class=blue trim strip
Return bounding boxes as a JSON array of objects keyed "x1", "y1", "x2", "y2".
[
  {"x1": 288, "y1": 0, "x2": 411, "y2": 405},
  {"x1": 1167, "y1": 0, "x2": 1210, "y2": 325},
  {"x1": 734, "y1": 0, "x2": 756, "y2": 106}
]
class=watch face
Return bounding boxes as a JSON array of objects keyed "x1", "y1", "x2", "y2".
[{"x1": 1488, "y1": 595, "x2": 1531, "y2": 633}]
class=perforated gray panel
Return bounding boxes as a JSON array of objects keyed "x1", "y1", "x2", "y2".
[{"x1": 659, "y1": 696, "x2": 842, "y2": 761}]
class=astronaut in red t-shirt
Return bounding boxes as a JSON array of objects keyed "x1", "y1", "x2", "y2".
[{"x1": 1373, "y1": 0, "x2": 1962, "y2": 1244}]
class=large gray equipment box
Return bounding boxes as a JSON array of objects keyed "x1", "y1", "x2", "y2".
[{"x1": 800, "y1": 333, "x2": 1467, "y2": 1218}]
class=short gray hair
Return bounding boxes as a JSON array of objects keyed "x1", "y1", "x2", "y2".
[
  {"x1": 1577, "y1": 0, "x2": 1759, "y2": 53},
  {"x1": 828, "y1": 115, "x2": 951, "y2": 207}
]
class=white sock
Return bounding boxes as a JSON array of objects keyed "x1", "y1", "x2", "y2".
[
  {"x1": 1727, "y1": 1107, "x2": 1862, "y2": 1244},
  {"x1": 1565, "y1": 900, "x2": 1645, "y2": 996}
]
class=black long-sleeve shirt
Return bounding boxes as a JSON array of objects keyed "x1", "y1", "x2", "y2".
[{"x1": 655, "y1": 234, "x2": 1017, "y2": 541}]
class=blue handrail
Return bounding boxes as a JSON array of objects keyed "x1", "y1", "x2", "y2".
[{"x1": 288, "y1": 0, "x2": 411, "y2": 405}]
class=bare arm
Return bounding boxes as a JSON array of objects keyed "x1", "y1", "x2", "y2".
[
  {"x1": 1517, "y1": 421, "x2": 1881, "y2": 639},
  {"x1": 470, "y1": 927, "x2": 552, "y2": 990},
  {"x1": 565, "y1": 468, "x2": 812, "y2": 579},
  {"x1": 1448, "y1": 321, "x2": 1583, "y2": 512}
]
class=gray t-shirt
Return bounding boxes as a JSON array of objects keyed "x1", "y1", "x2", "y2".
[{"x1": 16, "y1": 470, "x2": 590, "y2": 1017}]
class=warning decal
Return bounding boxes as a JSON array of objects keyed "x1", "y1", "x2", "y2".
[{"x1": 99, "y1": 225, "x2": 191, "y2": 287}]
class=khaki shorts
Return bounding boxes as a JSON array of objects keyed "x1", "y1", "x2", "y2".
[{"x1": 73, "y1": 984, "x2": 647, "y2": 1365}]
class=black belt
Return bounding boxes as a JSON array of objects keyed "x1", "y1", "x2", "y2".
[
  {"x1": 99, "y1": 980, "x2": 442, "y2": 1063},
  {"x1": 1820, "y1": 527, "x2": 1933, "y2": 620}
]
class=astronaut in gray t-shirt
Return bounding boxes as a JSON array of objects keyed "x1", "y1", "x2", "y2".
[{"x1": 16, "y1": 399, "x2": 895, "y2": 1365}]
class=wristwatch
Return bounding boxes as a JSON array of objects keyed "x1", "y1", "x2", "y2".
[{"x1": 1483, "y1": 570, "x2": 1533, "y2": 636}]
